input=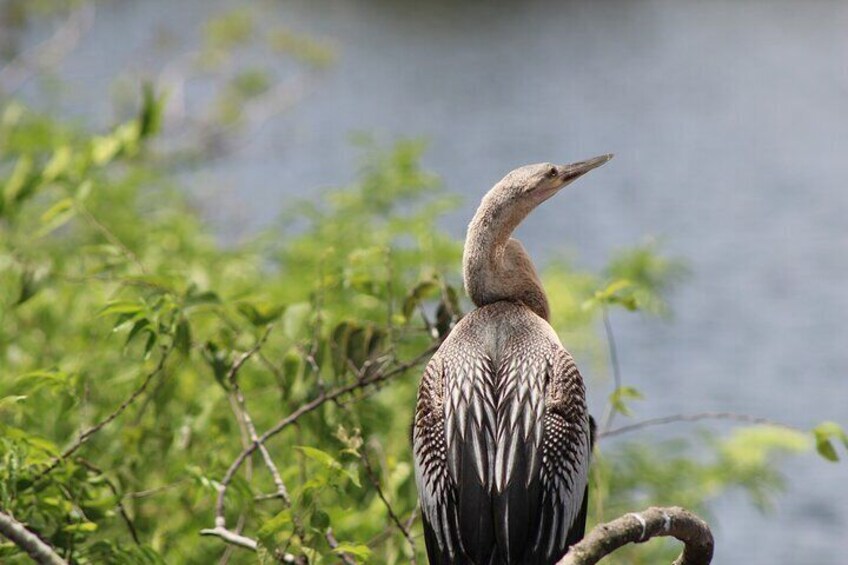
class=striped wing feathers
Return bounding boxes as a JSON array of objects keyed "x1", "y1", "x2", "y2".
[{"x1": 414, "y1": 325, "x2": 589, "y2": 564}]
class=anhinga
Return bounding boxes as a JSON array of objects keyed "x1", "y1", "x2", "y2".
[{"x1": 413, "y1": 155, "x2": 612, "y2": 564}]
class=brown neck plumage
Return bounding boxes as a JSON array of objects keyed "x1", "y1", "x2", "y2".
[{"x1": 462, "y1": 194, "x2": 550, "y2": 321}]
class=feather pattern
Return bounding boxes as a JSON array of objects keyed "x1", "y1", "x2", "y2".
[{"x1": 413, "y1": 301, "x2": 590, "y2": 564}]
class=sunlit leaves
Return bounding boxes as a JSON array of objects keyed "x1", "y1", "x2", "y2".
[
  {"x1": 295, "y1": 446, "x2": 361, "y2": 489},
  {"x1": 237, "y1": 300, "x2": 285, "y2": 327},
  {"x1": 584, "y1": 279, "x2": 639, "y2": 312},
  {"x1": 812, "y1": 421, "x2": 848, "y2": 462},
  {"x1": 608, "y1": 386, "x2": 644, "y2": 417},
  {"x1": 604, "y1": 242, "x2": 689, "y2": 316}
]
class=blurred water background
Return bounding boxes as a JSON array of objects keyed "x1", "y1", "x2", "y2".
[{"x1": 10, "y1": 0, "x2": 848, "y2": 562}]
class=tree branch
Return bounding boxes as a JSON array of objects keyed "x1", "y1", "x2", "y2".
[
  {"x1": 0, "y1": 510, "x2": 68, "y2": 565},
  {"x1": 199, "y1": 526, "x2": 298, "y2": 562},
  {"x1": 359, "y1": 449, "x2": 418, "y2": 564},
  {"x1": 226, "y1": 326, "x2": 291, "y2": 506},
  {"x1": 559, "y1": 506, "x2": 714, "y2": 565},
  {"x1": 599, "y1": 411, "x2": 796, "y2": 440}
]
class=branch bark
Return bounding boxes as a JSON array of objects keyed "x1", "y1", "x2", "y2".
[
  {"x1": 558, "y1": 506, "x2": 714, "y2": 565},
  {"x1": 0, "y1": 510, "x2": 68, "y2": 565}
]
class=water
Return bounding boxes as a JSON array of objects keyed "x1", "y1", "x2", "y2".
[{"x1": 14, "y1": 0, "x2": 848, "y2": 562}]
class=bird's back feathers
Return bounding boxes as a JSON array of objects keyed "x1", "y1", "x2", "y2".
[{"x1": 413, "y1": 301, "x2": 590, "y2": 564}]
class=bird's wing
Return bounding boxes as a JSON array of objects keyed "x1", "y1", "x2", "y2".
[
  {"x1": 413, "y1": 346, "x2": 499, "y2": 564},
  {"x1": 528, "y1": 347, "x2": 592, "y2": 563},
  {"x1": 413, "y1": 355, "x2": 464, "y2": 564}
]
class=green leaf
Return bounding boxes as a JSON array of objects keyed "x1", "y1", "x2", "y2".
[
  {"x1": 139, "y1": 82, "x2": 166, "y2": 138},
  {"x1": 816, "y1": 439, "x2": 839, "y2": 462},
  {"x1": 296, "y1": 446, "x2": 338, "y2": 468},
  {"x1": 310, "y1": 509, "x2": 330, "y2": 530},
  {"x1": 75, "y1": 179, "x2": 92, "y2": 202},
  {"x1": 91, "y1": 134, "x2": 122, "y2": 166},
  {"x1": 402, "y1": 279, "x2": 439, "y2": 320},
  {"x1": 143, "y1": 331, "x2": 158, "y2": 359},
  {"x1": 813, "y1": 422, "x2": 848, "y2": 462},
  {"x1": 236, "y1": 300, "x2": 285, "y2": 327},
  {"x1": 202, "y1": 342, "x2": 230, "y2": 390},
  {"x1": 282, "y1": 302, "x2": 311, "y2": 339},
  {"x1": 609, "y1": 386, "x2": 644, "y2": 417},
  {"x1": 42, "y1": 146, "x2": 72, "y2": 183},
  {"x1": 332, "y1": 543, "x2": 371, "y2": 561},
  {"x1": 125, "y1": 318, "x2": 152, "y2": 348},
  {"x1": 184, "y1": 290, "x2": 221, "y2": 308},
  {"x1": 4, "y1": 154, "x2": 37, "y2": 206},
  {"x1": 37, "y1": 197, "x2": 75, "y2": 237},
  {"x1": 174, "y1": 317, "x2": 192, "y2": 356},
  {"x1": 0, "y1": 395, "x2": 27, "y2": 410},
  {"x1": 257, "y1": 508, "x2": 293, "y2": 541},
  {"x1": 99, "y1": 300, "x2": 146, "y2": 318},
  {"x1": 63, "y1": 521, "x2": 98, "y2": 533}
]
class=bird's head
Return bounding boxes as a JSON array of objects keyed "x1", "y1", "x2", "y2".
[{"x1": 477, "y1": 154, "x2": 613, "y2": 227}]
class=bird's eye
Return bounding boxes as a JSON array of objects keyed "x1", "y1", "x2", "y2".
[{"x1": 546, "y1": 166, "x2": 558, "y2": 178}]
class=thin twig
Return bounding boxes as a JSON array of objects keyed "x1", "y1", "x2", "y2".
[
  {"x1": 600, "y1": 308, "x2": 622, "y2": 434},
  {"x1": 325, "y1": 528, "x2": 356, "y2": 565},
  {"x1": 226, "y1": 327, "x2": 291, "y2": 506},
  {"x1": 359, "y1": 450, "x2": 417, "y2": 563},
  {"x1": 0, "y1": 510, "x2": 68, "y2": 565},
  {"x1": 75, "y1": 459, "x2": 140, "y2": 545},
  {"x1": 600, "y1": 411, "x2": 797, "y2": 440},
  {"x1": 127, "y1": 479, "x2": 189, "y2": 499},
  {"x1": 77, "y1": 203, "x2": 147, "y2": 274},
  {"x1": 36, "y1": 346, "x2": 172, "y2": 479}
]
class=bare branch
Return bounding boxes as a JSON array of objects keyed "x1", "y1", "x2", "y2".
[
  {"x1": 200, "y1": 526, "x2": 258, "y2": 551},
  {"x1": 599, "y1": 308, "x2": 623, "y2": 433},
  {"x1": 325, "y1": 528, "x2": 356, "y2": 565},
  {"x1": 199, "y1": 526, "x2": 297, "y2": 562},
  {"x1": 599, "y1": 411, "x2": 797, "y2": 440},
  {"x1": 226, "y1": 326, "x2": 291, "y2": 506},
  {"x1": 36, "y1": 346, "x2": 172, "y2": 479},
  {"x1": 559, "y1": 506, "x2": 714, "y2": 565},
  {"x1": 0, "y1": 510, "x2": 68, "y2": 565}
]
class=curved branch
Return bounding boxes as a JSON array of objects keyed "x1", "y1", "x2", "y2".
[
  {"x1": 559, "y1": 506, "x2": 713, "y2": 565},
  {"x1": 0, "y1": 510, "x2": 68, "y2": 565}
]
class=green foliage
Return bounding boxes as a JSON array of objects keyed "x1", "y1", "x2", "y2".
[{"x1": 812, "y1": 421, "x2": 848, "y2": 462}]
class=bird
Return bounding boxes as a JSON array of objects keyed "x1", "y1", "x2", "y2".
[{"x1": 412, "y1": 155, "x2": 612, "y2": 564}]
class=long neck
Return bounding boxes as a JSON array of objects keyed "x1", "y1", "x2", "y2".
[{"x1": 462, "y1": 197, "x2": 550, "y2": 320}]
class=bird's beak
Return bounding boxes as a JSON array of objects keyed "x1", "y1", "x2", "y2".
[{"x1": 557, "y1": 153, "x2": 614, "y2": 185}]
